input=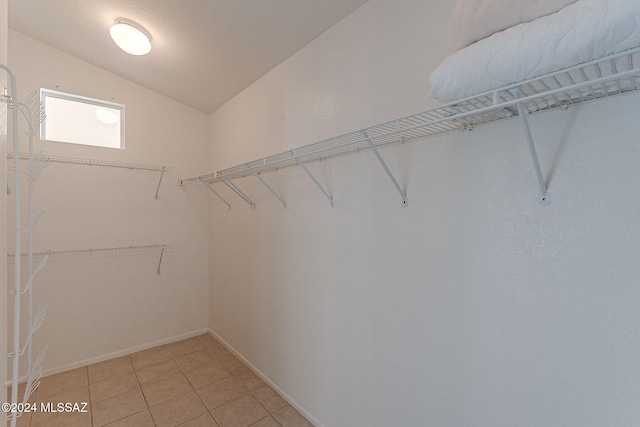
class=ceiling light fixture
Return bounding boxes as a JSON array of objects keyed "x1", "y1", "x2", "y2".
[{"x1": 110, "y1": 19, "x2": 152, "y2": 56}]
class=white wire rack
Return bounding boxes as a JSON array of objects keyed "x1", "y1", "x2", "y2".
[
  {"x1": 8, "y1": 152, "x2": 167, "y2": 171},
  {"x1": 182, "y1": 46, "x2": 640, "y2": 207},
  {"x1": 1, "y1": 70, "x2": 47, "y2": 427},
  {"x1": 7, "y1": 152, "x2": 171, "y2": 199},
  {"x1": 8, "y1": 244, "x2": 170, "y2": 274}
]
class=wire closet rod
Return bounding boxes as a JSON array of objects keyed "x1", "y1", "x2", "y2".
[{"x1": 8, "y1": 152, "x2": 169, "y2": 172}]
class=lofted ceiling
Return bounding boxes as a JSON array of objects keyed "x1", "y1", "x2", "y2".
[{"x1": 8, "y1": 0, "x2": 369, "y2": 114}]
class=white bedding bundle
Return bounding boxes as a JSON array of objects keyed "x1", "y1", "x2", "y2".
[
  {"x1": 452, "y1": 0, "x2": 579, "y2": 49},
  {"x1": 430, "y1": 0, "x2": 640, "y2": 102}
]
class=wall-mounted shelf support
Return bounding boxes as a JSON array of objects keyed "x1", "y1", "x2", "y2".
[
  {"x1": 296, "y1": 156, "x2": 334, "y2": 207},
  {"x1": 361, "y1": 130, "x2": 408, "y2": 207},
  {"x1": 204, "y1": 182, "x2": 231, "y2": 210},
  {"x1": 251, "y1": 171, "x2": 286, "y2": 209},
  {"x1": 510, "y1": 88, "x2": 550, "y2": 204},
  {"x1": 155, "y1": 166, "x2": 166, "y2": 200},
  {"x1": 157, "y1": 248, "x2": 165, "y2": 275},
  {"x1": 221, "y1": 178, "x2": 255, "y2": 209}
]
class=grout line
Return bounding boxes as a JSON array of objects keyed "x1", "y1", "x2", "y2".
[{"x1": 32, "y1": 335, "x2": 306, "y2": 427}]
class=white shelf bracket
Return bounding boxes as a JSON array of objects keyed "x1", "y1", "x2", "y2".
[
  {"x1": 204, "y1": 182, "x2": 231, "y2": 210},
  {"x1": 295, "y1": 157, "x2": 334, "y2": 207},
  {"x1": 221, "y1": 178, "x2": 256, "y2": 209},
  {"x1": 251, "y1": 171, "x2": 286, "y2": 209},
  {"x1": 157, "y1": 248, "x2": 165, "y2": 275},
  {"x1": 155, "y1": 166, "x2": 166, "y2": 200},
  {"x1": 360, "y1": 130, "x2": 408, "y2": 207},
  {"x1": 511, "y1": 88, "x2": 550, "y2": 204}
]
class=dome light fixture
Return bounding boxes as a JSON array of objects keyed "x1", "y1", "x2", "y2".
[{"x1": 110, "y1": 19, "x2": 152, "y2": 56}]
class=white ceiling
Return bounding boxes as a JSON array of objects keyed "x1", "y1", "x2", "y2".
[{"x1": 8, "y1": 0, "x2": 369, "y2": 114}]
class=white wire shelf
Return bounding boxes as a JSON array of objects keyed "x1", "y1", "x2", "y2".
[
  {"x1": 7, "y1": 244, "x2": 169, "y2": 260},
  {"x1": 7, "y1": 244, "x2": 170, "y2": 274},
  {"x1": 8, "y1": 152, "x2": 171, "y2": 199},
  {"x1": 7, "y1": 152, "x2": 169, "y2": 172},
  {"x1": 182, "y1": 46, "x2": 640, "y2": 206}
]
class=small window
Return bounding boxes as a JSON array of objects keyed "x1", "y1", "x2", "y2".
[{"x1": 41, "y1": 89, "x2": 124, "y2": 149}]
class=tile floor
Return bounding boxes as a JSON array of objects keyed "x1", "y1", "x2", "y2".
[{"x1": 8, "y1": 334, "x2": 314, "y2": 427}]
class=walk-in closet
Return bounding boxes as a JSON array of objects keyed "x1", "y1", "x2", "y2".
[{"x1": 3, "y1": 0, "x2": 640, "y2": 426}]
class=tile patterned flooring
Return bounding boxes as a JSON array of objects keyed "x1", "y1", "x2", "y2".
[{"x1": 8, "y1": 334, "x2": 313, "y2": 427}]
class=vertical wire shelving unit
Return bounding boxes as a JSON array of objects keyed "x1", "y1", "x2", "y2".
[{"x1": 1, "y1": 64, "x2": 48, "y2": 427}]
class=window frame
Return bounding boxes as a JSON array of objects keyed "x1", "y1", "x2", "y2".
[{"x1": 40, "y1": 88, "x2": 125, "y2": 149}]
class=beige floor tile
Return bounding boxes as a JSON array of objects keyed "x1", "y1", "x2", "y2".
[
  {"x1": 251, "y1": 385, "x2": 287, "y2": 413},
  {"x1": 30, "y1": 410, "x2": 92, "y2": 427},
  {"x1": 130, "y1": 345, "x2": 173, "y2": 370},
  {"x1": 135, "y1": 359, "x2": 182, "y2": 385},
  {"x1": 140, "y1": 371, "x2": 193, "y2": 406},
  {"x1": 88, "y1": 356, "x2": 134, "y2": 384},
  {"x1": 31, "y1": 385, "x2": 91, "y2": 426},
  {"x1": 196, "y1": 333, "x2": 220, "y2": 348},
  {"x1": 166, "y1": 337, "x2": 206, "y2": 358},
  {"x1": 211, "y1": 395, "x2": 269, "y2": 427},
  {"x1": 90, "y1": 370, "x2": 140, "y2": 402},
  {"x1": 217, "y1": 353, "x2": 246, "y2": 374},
  {"x1": 91, "y1": 389, "x2": 147, "y2": 426},
  {"x1": 249, "y1": 416, "x2": 282, "y2": 427},
  {"x1": 183, "y1": 359, "x2": 231, "y2": 389},
  {"x1": 149, "y1": 391, "x2": 207, "y2": 427},
  {"x1": 21, "y1": 339, "x2": 302, "y2": 427},
  {"x1": 196, "y1": 377, "x2": 248, "y2": 410},
  {"x1": 234, "y1": 370, "x2": 265, "y2": 392},
  {"x1": 207, "y1": 345, "x2": 234, "y2": 360},
  {"x1": 103, "y1": 409, "x2": 155, "y2": 427},
  {"x1": 272, "y1": 406, "x2": 313, "y2": 427},
  {"x1": 36, "y1": 367, "x2": 88, "y2": 400},
  {"x1": 178, "y1": 412, "x2": 221, "y2": 426},
  {"x1": 175, "y1": 349, "x2": 217, "y2": 372}
]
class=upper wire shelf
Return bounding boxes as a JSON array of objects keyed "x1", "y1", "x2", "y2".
[
  {"x1": 183, "y1": 47, "x2": 640, "y2": 186},
  {"x1": 182, "y1": 47, "x2": 640, "y2": 209},
  {"x1": 7, "y1": 152, "x2": 168, "y2": 172}
]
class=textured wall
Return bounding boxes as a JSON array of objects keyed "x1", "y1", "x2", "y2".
[
  {"x1": 7, "y1": 30, "x2": 211, "y2": 374},
  {"x1": 207, "y1": 0, "x2": 640, "y2": 426}
]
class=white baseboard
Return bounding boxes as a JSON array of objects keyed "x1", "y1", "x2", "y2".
[
  {"x1": 207, "y1": 328, "x2": 323, "y2": 427},
  {"x1": 39, "y1": 328, "x2": 209, "y2": 379}
]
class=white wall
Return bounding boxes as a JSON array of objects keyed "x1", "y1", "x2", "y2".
[
  {"x1": 1, "y1": 0, "x2": 8, "y2": 404},
  {"x1": 208, "y1": 0, "x2": 640, "y2": 426},
  {"x1": 7, "y1": 30, "x2": 211, "y2": 374}
]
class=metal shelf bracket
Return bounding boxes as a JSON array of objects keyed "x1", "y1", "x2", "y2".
[
  {"x1": 511, "y1": 88, "x2": 550, "y2": 205},
  {"x1": 360, "y1": 130, "x2": 408, "y2": 207},
  {"x1": 251, "y1": 171, "x2": 286, "y2": 209},
  {"x1": 157, "y1": 248, "x2": 165, "y2": 275},
  {"x1": 295, "y1": 156, "x2": 334, "y2": 207},
  {"x1": 204, "y1": 182, "x2": 231, "y2": 210},
  {"x1": 221, "y1": 178, "x2": 256, "y2": 209},
  {"x1": 155, "y1": 166, "x2": 166, "y2": 200}
]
